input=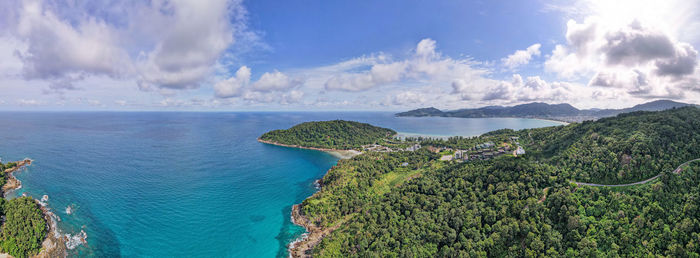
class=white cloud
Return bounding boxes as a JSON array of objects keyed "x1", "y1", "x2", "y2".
[
  {"x1": 18, "y1": 99, "x2": 40, "y2": 105},
  {"x1": 482, "y1": 74, "x2": 574, "y2": 102},
  {"x1": 323, "y1": 38, "x2": 489, "y2": 92},
  {"x1": 214, "y1": 66, "x2": 251, "y2": 98},
  {"x1": 502, "y1": 43, "x2": 542, "y2": 69},
  {"x1": 390, "y1": 91, "x2": 425, "y2": 105},
  {"x1": 134, "y1": 0, "x2": 236, "y2": 90},
  {"x1": 13, "y1": 0, "x2": 131, "y2": 86},
  {"x1": 545, "y1": 15, "x2": 699, "y2": 99},
  {"x1": 252, "y1": 71, "x2": 303, "y2": 92},
  {"x1": 214, "y1": 66, "x2": 303, "y2": 104},
  {"x1": 281, "y1": 90, "x2": 304, "y2": 104},
  {"x1": 2, "y1": 0, "x2": 253, "y2": 92}
]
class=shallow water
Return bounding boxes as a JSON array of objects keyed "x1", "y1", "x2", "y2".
[{"x1": 0, "y1": 112, "x2": 562, "y2": 257}]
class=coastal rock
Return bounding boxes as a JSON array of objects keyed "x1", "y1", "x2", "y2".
[{"x1": 65, "y1": 230, "x2": 88, "y2": 250}]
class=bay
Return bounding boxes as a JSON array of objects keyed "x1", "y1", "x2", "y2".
[{"x1": 0, "y1": 112, "x2": 563, "y2": 257}]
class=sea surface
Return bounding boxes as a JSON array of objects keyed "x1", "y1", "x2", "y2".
[{"x1": 0, "y1": 112, "x2": 563, "y2": 257}]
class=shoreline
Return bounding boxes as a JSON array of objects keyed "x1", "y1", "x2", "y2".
[
  {"x1": 2, "y1": 159, "x2": 32, "y2": 196},
  {"x1": 397, "y1": 115, "x2": 572, "y2": 125},
  {"x1": 1, "y1": 159, "x2": 72, "y2": 258},
  {"x1": 34, "y1": 202, "x2": 67, "y2": 258},
  {"x1": 288, "y1": 202, "x2": 345, "y2": 257},
  {"x1": 257, "y1": 139, "x2": 362, "y2": 159},
  {"x1": 257, "y1": 139, "x2": 358, "y2": 257}
]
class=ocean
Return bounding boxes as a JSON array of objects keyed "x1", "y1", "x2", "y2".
[{"x1": 0, "y1": 112, "x2": 563, "y2": 257}]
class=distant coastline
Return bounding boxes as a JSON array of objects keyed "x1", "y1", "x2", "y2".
[{"x1": 395, "y1": 99, "x2": 695, "y2": 123}]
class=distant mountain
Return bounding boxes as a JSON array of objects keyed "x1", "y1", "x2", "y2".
[
  {"x1": 396, "y1": 100, "x2": 695, "y2": 122},
  {"x1": 395, "y1": 107, "x2": 444, "y2": 117},
  {"x1": 592, "y1": 100, "x2": 694, "y2": 117}
]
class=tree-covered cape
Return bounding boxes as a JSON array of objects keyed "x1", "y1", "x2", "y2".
[{"x1": 260, "y1": 120, "x2": 396, "y2": 149}]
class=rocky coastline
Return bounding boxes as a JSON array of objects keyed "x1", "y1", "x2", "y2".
[
  {"x1": 256, "y1": 138, "x2": 364, "y2": 256},
  {"x1": 1, "y1": 159, "x2": 74, "y2": 258},
  {"x1": 1, "y1": 159, "x2": 31, "y2": 196},
  {"x1": 278, "y1": 152, "x2": 352, "y2": 257}
]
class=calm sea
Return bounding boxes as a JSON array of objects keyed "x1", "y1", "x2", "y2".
[{"x1": 0, "y1": 112, "x2": 562, "y2": 257}]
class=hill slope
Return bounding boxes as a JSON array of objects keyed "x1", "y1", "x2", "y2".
[{"x1": 296, "y1": 107, "x2": 700, "y2": 257}]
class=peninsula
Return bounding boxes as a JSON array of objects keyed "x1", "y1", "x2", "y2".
[
  {"x1": 259, "y1": 120, "x2": 396, "y2": 150},
  {"x1": 267, "y1": 107, "x2": 700, "y2": 257}
]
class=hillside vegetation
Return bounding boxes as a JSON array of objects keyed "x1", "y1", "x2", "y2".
[
  {"x1": 260, "y1": 120, "x2": 396, "y2": 149},
  {"x1": 292, "y1": 107, "x2": 700, "y2": 257},
  {"x1": 0, "y1": 161, "x2": 47, "y2": 258},
  {"x1": 521, "y1": 107, "x2": 700, "y2": 184}
]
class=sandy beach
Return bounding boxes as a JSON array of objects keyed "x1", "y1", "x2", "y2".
[{"x1": 257, "y1": 139, "x2": 362, "y2": 159}]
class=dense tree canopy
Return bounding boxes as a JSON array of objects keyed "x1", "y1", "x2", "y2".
[
  {"x1": 288, "y1": 107, "x2": 700, "y2": 257},
  {"x1": 0, "y1": 197, "x2": 46, "y2": 258},
  {"x1": 0, "y1": 161, "x2": 48, "y2": 257},
  {"x1": 260, "y1": 120, "x2": 396, "y2": 149}
]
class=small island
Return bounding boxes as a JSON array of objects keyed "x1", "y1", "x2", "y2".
[{"x1": 266, "y1": 107, "x2": 700, "y2": 257}]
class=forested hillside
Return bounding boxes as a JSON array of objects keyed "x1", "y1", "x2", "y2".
[
  {"x1": 292, "y1": 107, "x2": 700, "y2": 257},
  {"x1": 521, "y1": 107, "x2": 700, "y2": 184},
  {"x1": 260, "y1": 120, "x2": 396, "y2": 149},
  {"x1": 0, "y1": 161, "x2": 47, "y2": 257}
]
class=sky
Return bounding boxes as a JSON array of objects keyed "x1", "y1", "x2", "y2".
[{"x1": 0, "y1": 0, "x2": 699, "y2": 111}]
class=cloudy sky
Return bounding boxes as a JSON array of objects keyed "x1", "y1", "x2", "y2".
[{"x1": 1, "y1": 0, "x2": 699, "y2": 111}]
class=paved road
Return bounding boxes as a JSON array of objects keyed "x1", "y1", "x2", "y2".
[{"x1": 572, "y1": 158, "x2": 700, "y2": 187}]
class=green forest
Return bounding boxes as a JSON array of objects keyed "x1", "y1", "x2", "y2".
[
  {"x1": 260, "y1": 120, "x2": 396, "y2": 149},
  {"x1": 289, "y1": 107, "x2": 700, "y2": 257},
  {"x1": 0, "y1": 162, "x2": 47, "y2": 257}
]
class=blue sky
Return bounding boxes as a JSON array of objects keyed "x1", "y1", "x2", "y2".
[
  {"x1": 245, "y1": 1, "x2": 558, "y2": 70},
  {"x1": 0, "y1": 0, "x2": 699, "y2": 111}
]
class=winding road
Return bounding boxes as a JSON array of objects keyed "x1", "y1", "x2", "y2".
[{"x1": 572, "y1": 158, "x2": 700, "y2": 187}]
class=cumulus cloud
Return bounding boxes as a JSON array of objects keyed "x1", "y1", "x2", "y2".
[
  {"x1": 13, "y1": 0, "x2": 131, "y2": 80},
  {"x1": 545, "y1": 17, "x2": 699, "y2": 99},
  {"x1": 323, "y1": 38, "x2": 488, "y2": 92},
  {"x1": 502, "y1": 43, "x2": 541, "y2": 69},
  {"x1": 214, "y1": 66, "x2": 251, "y2": 98},
  {"x1": 482, "y1": 74, "x2": 573, "y2": 102},
  {"x1": 135, "y1": 0, "x2": 236, "y2": 90},
  {"x1": 3, "y1": 0, "x2": 252, "y2": 92},
  {"x1": 214, "y1": 66, "x2": 303, "y2": 104},
  {"x1": 390, "y1": 91, "x2": 425, "y2": 105},
  {"x1": 281, "y1": 90, "x2": 304, "y2": 104},
  {"x1": 655, "y1": 43, "x2": 698, "y2": 76},
  {"x1": 252, "y1": 71, "x2": 303, "y2": 92}
]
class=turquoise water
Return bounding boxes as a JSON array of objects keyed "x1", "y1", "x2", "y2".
[{"x1": 0, "y1": 112, "x2": 562, "y2": 257}]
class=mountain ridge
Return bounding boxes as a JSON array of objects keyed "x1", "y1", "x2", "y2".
[{"x1": 396, "y1": 99, "x2": 696, "y2": 122}]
